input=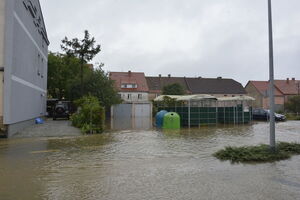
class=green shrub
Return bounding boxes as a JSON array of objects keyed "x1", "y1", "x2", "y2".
[
  {"x1": 71, "y1": 95, "x2": 105, "y2": 134},
  {"x1": 214, "y1": 142, "x2": 300, "y2": 163},
  {"x1": 286, "y1": 113, "x2": 300, "y2": 120}
]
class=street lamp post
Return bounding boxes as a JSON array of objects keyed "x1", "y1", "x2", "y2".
[{"x1": 268, "y1": 0, "x2": 276, "y2": 151}]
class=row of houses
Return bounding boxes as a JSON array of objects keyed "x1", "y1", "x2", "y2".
[
  {"x1": 110, "y1": 71, "x2": 299, "y2": 112},
  {"x1": 109, "y1": 71, "x2": 247, "y2": 102},
  {"x1": 245, "y1": 78, "x2": 300, "y2": 111}
]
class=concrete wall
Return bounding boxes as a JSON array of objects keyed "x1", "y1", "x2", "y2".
[
  {"x1": 0, "y1": 0, "x2": 5, "y2": 123},
  {"x1": 3, "y1": 0, "x2": 48, "y2": 136}
]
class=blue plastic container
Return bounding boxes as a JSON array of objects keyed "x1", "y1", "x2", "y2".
[
  {"x1": 35, "y1": 118, "x2": 44, "y2": 124},
  {"x1": 155, "y1": 110, "x2": 168, "y2": 128}
]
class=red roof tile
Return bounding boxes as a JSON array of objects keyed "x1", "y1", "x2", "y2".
[
  {"x1": 248, "y1": 81, "x2": 286, "y2": 96},
  {"x1": 109, "y1": 71, "x2": 149, "y2": 92},
  {"x1": 274, "y1": 80, "x2": 300, "y2": 95}
]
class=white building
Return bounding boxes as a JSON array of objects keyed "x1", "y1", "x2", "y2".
[
  {"x1": 0, "y1": 0, "x2": 49, "y2": 137},
  {"x1": 110, "y1": 71, "x2": 150, "y2": 103}
]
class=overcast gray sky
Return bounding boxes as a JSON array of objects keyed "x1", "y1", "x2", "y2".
[{"x1": 40, "y1": 0, "x2": 300, "y2": 85}]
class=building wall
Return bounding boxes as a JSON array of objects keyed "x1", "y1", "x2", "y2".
[
  {"x1": 148, "y1": 93, "x2": 160, "y2": 101},
  {"x1": 210, "y1": 94, "x2": 245, "y2": 97},
  {"x1": 245, "y1": 83, "x2": 263, "y2": 108},
  {"x1": 3, "y1": 0, "x2": 48, "y2": 132},
  {"x1": 262, "y1": 96, "x2": 285, "y2": 111},
  {"x1": 0, "y1": 0, "x2": 5, "y2": 124},
  {"x1": 119, "y1": 92, "x2": 149, "y2": 103}
]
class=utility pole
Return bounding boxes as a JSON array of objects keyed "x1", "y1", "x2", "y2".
[{"x1": 268, "y1": 0, "x2": 276, "y2": 151}]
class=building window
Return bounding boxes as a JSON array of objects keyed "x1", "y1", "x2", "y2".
[
  {"x1": 138, "y1": 94, "x2": 142, "y2": 99},
  {"x1": 121, "y1": 83, "x2": 137, "y2": 88},
  {"x1": 127, "y1": 94, "x2": 132, "y2": 99}
]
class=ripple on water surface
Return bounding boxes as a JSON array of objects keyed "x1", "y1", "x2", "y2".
[{"x1": 0, "y1": 121, "x2": 299, "y2": 200}]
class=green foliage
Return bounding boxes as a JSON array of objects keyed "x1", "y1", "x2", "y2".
[
  {"x1": 68, "y1": 68, "x2": 122, "y2": 108},
  {"x1": 285, "y1": 95, "x2": 300, "y2": 113},
  {"x1": 47, "y1": 53, "x2": 121, "y2": 108},
  {"x1": 47, "y1": 52, "x2": 89, "y2": 99},
  {"x1": 285, "y1": 113, "x2": 300, "y2": 120},
  {"x1": 214, "y1": 142, "x2": 300, "y2": 163},
  {"x1": 162, "y1": 83, "x2": 185, "y2": 95},
  {"x1": 71, "y1": 95, "x2": 105, "y2": 134},
  {"x1": 61, "y1": 30, "x2": 101, "y2": 62},
  {"x1": 61, "y1": 30, "x2": 101, "y2": 95}
]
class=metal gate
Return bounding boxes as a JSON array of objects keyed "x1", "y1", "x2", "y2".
[
  {"x1": 133, "y1": 103, "x2": 151, "y2": 117},
  {"x1": 112, "y1": 103, "x2": 132, "y2": 118},
  {"x1": 111, "y1": 103, "x2": 152, "y2": 130}
]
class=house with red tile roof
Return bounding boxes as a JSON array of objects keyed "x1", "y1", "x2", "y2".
[
  {"x1": 146, "y1": 75, "x2": 246, "y2": 100},
  {"x1": 109, "y1": 71, "x2": 149, "y2": 102},
  {"x1": 245, "y1": 78, "x2": 300, "y2": 111}
]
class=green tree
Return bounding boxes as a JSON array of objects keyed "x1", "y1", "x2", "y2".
[
  {"x1": 68, "y1": 67, "x2": 122, "y2": 108},
  {"x1": 47, "y1": 52, "x2": 89, "y2": 99},
  {"x1": 48, "y1": 52, "x2": 121, "y2": 108},
  {"x1": 285, "y1": 95, "x2": 300, "y2": 113},
  {"x1": 162, "y1": 83, "x2": 185, "y2": 95},
  {"x1": 61, "y1": 30, "x2": 101, "y2": 95}
]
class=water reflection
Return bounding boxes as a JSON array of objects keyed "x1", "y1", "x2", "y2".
[{"x1": 110, "y1": 117, "x2": 152, "y2": 130}]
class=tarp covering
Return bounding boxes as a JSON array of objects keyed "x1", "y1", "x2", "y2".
[
  {"x1": 154, "y1": 95, "x2": 255, "y2": 102},
  {"x1": 154, "y1": 94, "x2": 217, "y2": 102},
  {"x1": 217, "y1": 96, "x2": 255, "y2": 101}
]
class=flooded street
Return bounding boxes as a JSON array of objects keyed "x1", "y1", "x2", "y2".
[{"x1": 0, "y1": 121, "x2": 300, "y2": 200}]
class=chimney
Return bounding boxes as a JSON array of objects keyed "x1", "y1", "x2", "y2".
[
  {"x1": 198, "y1": 76, "x2": 202, "y2": 79},
  {"x1": 159, "y1": 74, "x2": 161, "y2": 78},
  {"x1": 168, "y1": 74, "x2": 171, "y2": 78},
  {"x1": 292, "y1": 77, "x2": 295, "y2": 81},
  {"x1": 217, "y1": 76, "x2": 222, "y2": 79},
  {"x1": 128, "y1": 70, "x2": 131, "y2": 76},
  {"x1": 286, "y1": 78, "x2": 289, "y2": 83}
]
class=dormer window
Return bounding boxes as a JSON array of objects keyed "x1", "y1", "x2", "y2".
[{"x1": 121, "y1": 83, "x2": 137, "y2": 88}]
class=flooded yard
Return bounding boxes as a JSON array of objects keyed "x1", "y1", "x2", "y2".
[{"x1": 0, "y1": 121, "x2": 299, "y2": 200}]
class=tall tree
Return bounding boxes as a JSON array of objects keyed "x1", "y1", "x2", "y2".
[
  {"x1": 47, "y1": 52, "x2": 121, "y2": 108},
  {"x1": 61, "y1": 30, "x2": 101, "y2": 96},
  {"x1": 162, "y1": 83, "x2": 185, "y2": 95}
]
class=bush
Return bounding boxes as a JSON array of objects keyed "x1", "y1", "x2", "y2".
[
  {"x1": 214, "y1": 142, "x2": 300, "y2": 163},
  {"x1": 71, "y1": 95, "x2": 105, "y2": 134},
  {"x1": 285, "y1": 95, "x2": 300, "y2": 113},
  {"x1": 285, "y1": 113, "x2": 300, "y2": 120}
]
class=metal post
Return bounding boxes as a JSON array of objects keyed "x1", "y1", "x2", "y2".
[
  {"x1": 188, "y1": 100, "x2": 191, "y2": 128},
  {"x1": 268, "y1": 0, "x2": 276, "y2": 151},
  {"x1": 242, "y1": 101, "x2": 244, "y2": 124}
]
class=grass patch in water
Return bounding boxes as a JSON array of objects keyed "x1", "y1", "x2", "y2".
[{"x1": 214, "y1": 142, "x2": 300, "y2": 163}]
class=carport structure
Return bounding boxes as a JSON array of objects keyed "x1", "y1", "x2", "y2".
[{"x1": 154, "y1": 95, "x2": 254, "y2": 127}]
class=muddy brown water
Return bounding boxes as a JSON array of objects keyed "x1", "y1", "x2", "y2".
[{"x1": 0, "y1": 121, "x2": 299, "y2": 200}]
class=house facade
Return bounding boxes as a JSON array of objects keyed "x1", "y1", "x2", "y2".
[
  {"x1": 109, "y1": 71, "x2": 149, "y2": 103},
  {"x1": 0, "y1": 0, "x2": 49, "y2": 137},
  {"x1": 146, "y1": 75, "x2": 246, "y2": 100},
  {"x1": 245, "y1": 78, "x2": 299, "y2": 111}
]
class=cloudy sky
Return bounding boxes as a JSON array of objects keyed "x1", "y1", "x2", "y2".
[{"x1": 40, "y1": 0, "x2": 300, "y2": 85}]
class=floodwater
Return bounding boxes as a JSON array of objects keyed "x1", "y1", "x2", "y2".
[{"x1": 0, "y1": 120, "x2": 300, "y2": 200}]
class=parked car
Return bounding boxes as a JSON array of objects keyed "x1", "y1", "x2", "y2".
[
  {"x1": 53, "y1": 101, "x2": 71, "y2": 120},
  {"x1": 46, "y1": 99, "x2": 58, "y2": 117},
  {"x1": 252, "y1": 108, "x2": 286, "y2": 121}
]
